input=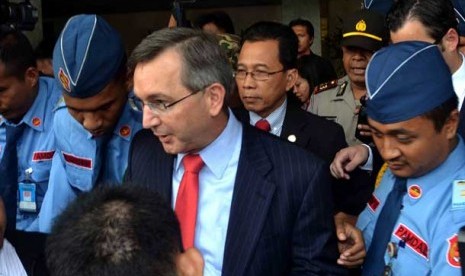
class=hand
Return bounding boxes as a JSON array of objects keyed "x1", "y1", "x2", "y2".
[
  {"x1": 334, "y1": 212, "x2": 365, "y2": 268},
  {"x1": 357, "y1": 123, "x2": 372, "y2": 137},
  {"x1": 330, "y1": 144, "x2": 370, "y2": 179},
  {"x1": 176, "y1": 247, "x2": 204, "y2": 276}
]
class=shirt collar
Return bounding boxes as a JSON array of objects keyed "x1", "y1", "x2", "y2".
[
  {"x1": 248, "y1": 97, "x2": 287, "y2": 135},
  {"x1": 406, "y1": 136, "x2": 465, "y2": 197},
  {"x1": 452, "y1": 52, "x2": 465, "y2": 109},
  {"x1": 175, "y1": 108, "x2": 243, "y2": 179},
  {"x1": 112, "y1": 98, "x2": 142, "y2": 141}
]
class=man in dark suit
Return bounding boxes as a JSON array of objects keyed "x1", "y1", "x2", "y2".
[
  {"x1": 233, "y1": 21, "x2": 370, "y2": 268},
  {"x1": 125, "y1": 27, "x2": 347, "y2": 275}
]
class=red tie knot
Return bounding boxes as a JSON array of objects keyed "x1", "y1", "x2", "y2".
[
  {"x1": 182, "y1": 154, "x2": 204, "y2": 173},
  {"x1": 255, "y1": 119, "x2": 271, "y2": 132}
]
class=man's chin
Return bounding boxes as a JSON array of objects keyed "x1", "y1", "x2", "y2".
[
  {"x1": 159, "y1": 139, "x2": 179, "y2": 155},
  {"x1": 389, "y1": 167, "x2": 413, "y2": 178}
]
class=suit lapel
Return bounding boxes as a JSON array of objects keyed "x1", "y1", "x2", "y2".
[
  {"x1": 281, "y1": 102, "x2": 312, "y2": 148},
  {"x1": 222, "y1": 125, "x2": 276, "y2": 276},
  {"x1": 232, "y1": 107, "x2": 250, "y2": 124},
  {"x1": 157, "y1": 150, "x2": 174, "y2": 202},
  {"x1": 148, "y1": 137, "x2": 175, "y2": 202}
]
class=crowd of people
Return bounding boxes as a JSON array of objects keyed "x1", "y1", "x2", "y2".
[{"x1": 1, "y1": 0, "x2": 465, "y2": 275}]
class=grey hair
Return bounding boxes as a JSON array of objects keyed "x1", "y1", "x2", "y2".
[{"x1": 129, "y1": 27, "x2": 233, "y2": 96}]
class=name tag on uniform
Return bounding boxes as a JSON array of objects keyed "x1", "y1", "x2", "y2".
[
  {"x1": 452, "y1": 180, "x2": 465, "y2": 209},
  {"x1": 18, "y1": 183, "x2": 37, "y2": 212},
  {"x1": 323, "y1": 116, "x2": 338, "y2": 123}
]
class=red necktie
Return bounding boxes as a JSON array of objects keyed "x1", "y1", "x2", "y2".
[
  {"x1": 255, "y1": 119, "x2": 271, "y2": 132},
  {"x1": 175, "y1": 154, "x2": 204, "y2": 249}
]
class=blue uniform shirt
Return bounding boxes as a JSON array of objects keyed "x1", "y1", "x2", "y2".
[
  {"x1": 357, "y1": 137, "x2": 465, "y2": 275},
  {"x1": 0, "y1": 77, "x2": 61, "y2": 232},
  {"x1": 39, "y1": 96, "x2": 142, "y2": 232}
]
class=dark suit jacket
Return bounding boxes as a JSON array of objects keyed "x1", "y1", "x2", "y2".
[
  {"x1": 233, "y1": 100, "x2": 346, "y2": 164},
  {"x1": 125, "y1": 123, "x2": 347, "y2": 275},
  {"x1": 234, "y1": 101, "x2": 372, "y2": 215}
]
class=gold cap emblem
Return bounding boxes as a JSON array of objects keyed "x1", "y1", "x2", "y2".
[
  {"x1": 58, "y1": 68, "x2": 71, "y2": 92},
  {"x1": 356, "y1": 20, "x2": 367, "y2": 32}
]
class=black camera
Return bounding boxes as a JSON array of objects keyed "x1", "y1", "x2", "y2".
[
  {"x1": 355, "y1": 95, "x2": 373, "y2": 144},
  {"x1": 0, "y1": 0, "x2": 38, "y2": 31}
]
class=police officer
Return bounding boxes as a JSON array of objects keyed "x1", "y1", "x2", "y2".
[
  {"x1": 39, "y1": 14, "x2": 142, "y2": 233},
  {"x1": 357, "y1": 41, "x2": 465, "y2": 275},
  {"x1": 0, "y1": 27, "x2": 61, "y2": 275},
  {"x1": 308, "y1": 9, "x2": 387, "y2": 146}
]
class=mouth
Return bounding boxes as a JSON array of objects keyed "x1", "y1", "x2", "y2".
[
  {"x1": 241, "y1": 95, "x2": 261, "y2": 103},
  {"x1": 156, "y1": 133, "x2": 171, "y2": 143},
  {"x1": 387, "y1": 162, "x2": 406, "y2": 171},
  {"x1": 351, "y1": 67, "x2": 366, "y2": 75}
]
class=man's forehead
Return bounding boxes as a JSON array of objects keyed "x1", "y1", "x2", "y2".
[
  {"x1": 238, "y1": 40, "x2": 281, "y2": 65},
  {"x1": 63, "y1": 90, "x2": 116, "y2": 111},
  {"x1": 291, "y1": 25, "x2": 308, "y2": 33},
  {"x1": 134, "y1": 50, "x2": 182, "y2": 81},
  {"x1": 390, "y1": 19, "x2": 434, "y2": 43},
  {"x1": 368, "y1": 116, "x2": 432, "y2": 133}
]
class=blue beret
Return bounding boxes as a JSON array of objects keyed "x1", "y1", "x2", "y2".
[
  {"x1": 364, "y1": 0, "x2": 392, "y2": 15},
  {"x1": 53, "y1": 14, "x2": 125, "y2": 98},
  {"x1": 453, "y1": 0, "x2": 465, "y2": 36},
  {"x1": 366, "y1": 41, "x2": 455, "y2": 124}
]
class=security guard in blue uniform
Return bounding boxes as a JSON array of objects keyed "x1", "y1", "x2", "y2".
[
  {"x1": 39, "y1": 14, "x2": 142, "y2": 233},
  {"x1": 357, "y1": 41, "x2": 465, "y2": 275},
  {"x1": 0, "y1": 28, "x2": 61, "y2": 275}
]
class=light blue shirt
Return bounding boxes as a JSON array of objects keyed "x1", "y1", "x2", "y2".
[
  {"x1": 249, "y1": 98, "x2": 287, "y2": 136},
  {"x1": 0, "y1": 77, "x2": 61, "y2": 231},
  {"x1": 357, "y1": 137, "x2": 465, "y2": 275},
  {"x1": 172, "y1": 110, "x2": 242, "y2": 276},
  {"x1": 39, "y1": 96, "x2": 142, "y2": 233}
]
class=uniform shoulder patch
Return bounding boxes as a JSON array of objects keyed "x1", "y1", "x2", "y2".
[{"x1": 313, "y1": 79, "x2": 339, "y2": 95}]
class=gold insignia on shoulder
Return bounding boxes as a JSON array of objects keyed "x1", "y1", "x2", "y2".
[
  {"x1": 356, "y1": 20, "x2": 367, "y2": 32},
  {"x1": 314, "y1": 79, "x2": 338, "y2": 95},
  {"x1": 336, "y1": 81, "x2": 348, "y2": 97},
  {"x1": 374, "y1": 162, "x2": 388, "y2": 189}
]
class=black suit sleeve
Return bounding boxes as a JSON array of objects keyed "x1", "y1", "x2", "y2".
[{"x1": 291, "y1": 160, "x2": 348, "y2": 275}]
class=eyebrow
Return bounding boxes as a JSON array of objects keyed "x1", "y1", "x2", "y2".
[
  {"x1": 236, "y1": 63, "x2": 271, "y2": 69},
  {"x1": 145, "y1": 93, "x2": 173, "y2": 102},
  {"x1": 67, "y1": 98, "x2": 116, "y2": 112},
  {"x1": 369, "y1": 124, "x2": 415, "y2": 136}
]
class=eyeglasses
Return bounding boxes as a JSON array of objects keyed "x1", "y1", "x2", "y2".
[
  {"x1": 129, "y1": 89, "x2": 202, "y2": 114},
  {"x1": 234, "y1": 69, "x2": 285, "y2": 81}
]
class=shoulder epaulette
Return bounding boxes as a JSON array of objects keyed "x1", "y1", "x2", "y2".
[{"x1": 313, "y1": 79, "x2": 339, "y2": 95}]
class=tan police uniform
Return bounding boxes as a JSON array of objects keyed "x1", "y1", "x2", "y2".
[{"x1": 308, "y1": 76, "x2": 362, "y2": 146}]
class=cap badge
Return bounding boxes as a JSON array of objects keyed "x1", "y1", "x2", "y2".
[
  {"x1": 58, "y1": 68, "x2": 71, "y2": 93},
  {"x1": 356, "y1": 20, "x2": 367, "y2": 32},
  {"x1": 32, "y1": 117, "x2": 41, "y2": 127}
]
